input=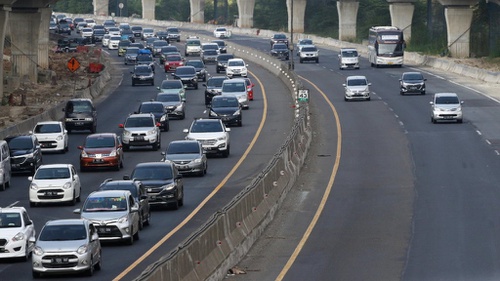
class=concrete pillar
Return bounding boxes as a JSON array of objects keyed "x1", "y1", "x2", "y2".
[
  {"x1": 389, "y1": 3, "x2": 414, "y2": 42},
  {"x1": 236, "y1": 0, "x2": 255, "y2": 28},
  {"x1": 38, "y1": 7, "x2": 51, "y2": 70},
  {"x1": 337, "y1": 0, "x2": 359, "y2": 41},
  {"x1": 444, "y1": 6, "x2": 473, "y2": 57},
  {"x1": 0, "y1": 6, "x2": 10, "y2": 103},
  {"x1": 93, "y1": 0, "x2": 109, "y2": 17},
  {"x1": 9, "y1": 9, "x2": 40, "y2": 82},
  {"x1": 142, "y1": 0, "x2": 155, "y2": 20},
  {"x1": 287, "y1": 0, "x2": 306, "y2": 33},
  {"x1": 189, "y1": 0, "x2": 205, "y2": 23}
]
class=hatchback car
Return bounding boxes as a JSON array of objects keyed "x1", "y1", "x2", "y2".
[
  {"x1": 172, "y1": 66, "x2": 199, "y2": 89},
  {"x1": 29, "y1": 164, "x2": 81, "y2": 206},
  {"x1": 98, "y1": 179, "x2": 151, "y2": 229},
  {"x1": 243, "y1": 77, "x2": 255, "y2": 101},
  {"x1": 209, "y1": 95, "x2": 242, "y2": 127},
  {"x1": 32, "y1": 121, "x2": 68, "y2": 153},
  {"x1": 124, "y1": 47, "x2": 140, "y2": 65},
  {"x1": 5, "y1": 134, "x2": 42, "y2": 175},
  {"x1": 126, "y1": 162, "x2": 184, "y2": 209},
  {"x1": 203, "y1": 76, "x2": 229, "y2": 105},
  {"x1": 162, "y1": 140, "x2": 207, "y2": 176},
  {"x1": 0, "y1": 206, "x2": 35, "y2": 261},
  {"x1": 270, "y1": 43, "x2": 290, "y2": 60},
  {"x1": 135, "y1": 101, "x2": 170, "y2": 131},
  {"x1": 400, "y1": 71, "x2": 426, "y2": 95},
  {"x1": 78, "y1": 133, "x2": 124, "y2": 172},
  {"x1": 183, "y1": 118, "x2": 231, "y2": 157},
  {"x1": 185, "y1": 59, "x2": 208, "y2": 82},
  {"x1": 119, "y1": 113, "x2": 161, "y2": 151},
  {"x1": 226, "y1": 58, "x2": 248, "y2": 78},
  {"x1": 164, "y1": 54, "x2": 184, "y2": 72},
  {"x1": 343, "y1": 75, "x2": 371, "y2": 101},
  {"x1": 74, "y1": 190, "x2": 140, "y2": 245},
  {"x1": 63, "y1": 98, "x2": 98, "y2": 133},
  {"x1": 338, "y1": 48, "x2": 360, "y2": 70},
  {"x1": 131, "y1": 64, "x2": 154, "y2": 86},
  {"x1": 430, "y1": 93, "x2": 464, "y2": 123},
  {"x1": 157, "y1": 79, "x2": 186, "y2": 100},
  {"x1": 31, "y1": 219, "x2": 101, "y2": 278},
  {"x1": 156, "y1": 92, "x2": 186, "y2": 119}
]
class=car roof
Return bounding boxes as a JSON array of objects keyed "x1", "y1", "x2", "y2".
[
  {"x1": 346, "y1": 75, "x2": 367, "y2": 80},
  {"x1": 86, "y1": 133, "x2": 116, "y2": 139},
  {"x1": 88, "y1": 189, "x2": 131, "y2": 198},
  {"x1": 45, "y1": 219, "x2": 87, "y2": 226},
  {"x1": 223, "y1": 78, "x2": 246, "y2": 83},
  {"x1": 127, "y1": 113, "x2": 155, "y2": 118},
  {"x1": 169, "y1": 140, "x2": 200, "y2": 145},
  {"x1": 0, "y1": 206, "x2": 28, "y2": 214},
  {"x1": 134, "y1": 162, "x2": 173, "y2": 168},
  {"x1": 35, "y1": 121, "x2": 62, "y2": 125},
  {"x1": 38, "y1": 163, "x2": 72, "y2": 169},
  {"x1": 434, "y1": 93, "x2": 458, "y2": 97},
  {"x1": 140, "y1": 101, "x2": 164, "y2": 106}
]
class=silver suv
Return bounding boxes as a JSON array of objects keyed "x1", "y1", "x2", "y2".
[
  {"x1": 299, "y1": 45, "x2": 319, "y2": 63},
  {"x1": 343, "y1": 75, "x2": 371, "y2": 101},
  {"x1": 430, "y1": 93, "x2": 463, "y2": 123},
  {"x1": 119, "y1": 113, "x2": 161, "y2": 151},
  {"x1": 183, "y1": 118, "x2": 231, "y2": 158}
]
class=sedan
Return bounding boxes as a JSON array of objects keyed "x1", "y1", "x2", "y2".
[
  {"x1": 172, "y1": 66, "x2": 199, "y2": 89},
  {"x1": 162, "y1": 140, "x2": 207, "y2": 176},
  {"x1": 164, "y1": 54, "x2": 184, "y2": 72}
]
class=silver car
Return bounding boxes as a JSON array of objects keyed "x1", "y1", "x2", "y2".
[
  {"x1": 31, "y1": 219, "x2": 101, "y2": 278},
  {"x1": 162, "y1": 140, "x2": 207, "y2": 176},
  {"x1": 430, "y1": 93, "x2": 464, "y2": 123},
  {"x1": 74, "y1": 190, "x2": 140, "y2": 245},
  {"x1": 343, "y1": 75, "x2": 371, "y2": 101}
]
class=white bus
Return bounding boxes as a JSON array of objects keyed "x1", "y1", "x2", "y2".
[{"x1": 368, "y1": 26, "x2": 405, "y2": 67}]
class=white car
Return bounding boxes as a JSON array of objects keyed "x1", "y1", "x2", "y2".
[
  {"x1": 142, "y1": 28, "x2": 155, "y2": 40},
  {"x1": 343, "y1": 75, "x2": 371, "y2": 101},
  {"x1": 299, "y1": 45, "x2": 319, "y2": 63},
  {"x1": 84, "y1": 18, "x2": 96, "y2": 28},
  {"x1": 108, "y1": 36, "x2": 121, "y2": 50},
  {"x1": 338, "y1": 48, "x2": 360, "y2": 70},
  {"x1": 32, "y1": 121, "x2": 68, "y2": 153},
  {"x1": 183, "y1": 118, "x2": 231, "y2": 158},
  {"x1": 213, "y1": 27, "x2": 231, "y2": 38},
  {"x1": 119, "y1": 113, "x2": 161, "y2": 151},
  {"x1": 0, "y1": 205, "x2": 36, "y2": 260},
  {"x1": 430, "y1": 93, "x2": 464, "y2": 123},
  {"x1": 31, "y1": 219, "x2": 101, "y2": 277},
  {"x1": 226, "y1": 58, "x2": 248, "y2": 78},
  {"x1": 29, "y1": 164, "x2": 81, "y2": 207},
  {"x1": 81, "y1": 27, "x2": 93, "y2": 39},
  {"x1": 221, "y1": 78, "x2": 249, "y2": 109},
  {"x1": 107, "y1": 27, "x2": 121, "y2": 36},
  {"x1": 102, "y1": 34, "x2": 111, "y2": 47}
]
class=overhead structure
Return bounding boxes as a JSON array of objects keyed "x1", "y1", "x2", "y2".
[
  {"x1": 387, "y1": 0, "x2": 416, "y2": 43},
  {"x1": 337, "y1": 0, "x2": 359, "y2": 41}
]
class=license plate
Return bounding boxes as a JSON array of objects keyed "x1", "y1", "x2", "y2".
[
  {"x1": 99, "y1": 227, "x2": 112, "y2": 232},
  {"x1": 75, "y1": 122, "x2": 84, "y2": 126},
  {"x1": 93, "y1": 159, "x2": 104, "y2": 163},
  {"x1": 45, "y1": 191, "x2": 57, "y2": 196},
  {"x1": 150, "y1": 196, "x2": 156, "y2": 200},
  {"x1": 388, "y1": 62, "x2": 393, "y2": 65},
  {"x1": 134, "y1": 136, "x2": 144, "y2": 141},
  {"x1": 53, "y1": 257, "x2": 69, "y2": 263}
]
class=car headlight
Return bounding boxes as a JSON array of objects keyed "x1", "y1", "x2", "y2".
[
  {"x1": 123, "y1": 130, "x2": 132, "y2": 137},
  {"x1": 117, "y1": 214, "x2": 129, "y2": 224},
  {"x1": 30, "y1": 183, "x2": 39, "y2": 190},
  {"x1": 33, "y1": 246, "x2": 44, "y2": 256},
  {"x1": 160, "y1": 115, "x2": 167, "y2": 122},
  {"x1": 217, "y1": 136, "x2": 227, "y2": 141},
  {"x1": 186, "y1": 136, "x2": 195, "y2": 140},
  {"x1": 109, "y1": 150, "x2": 117, "y2": 157},
  {"x1": 77, "y1": 244, "x2": 89, "y2": 254},
  {"x1": 62, "y1": 181, "x2": 72, "y2": 189},
  {"x1": 148, "y1": 129, "x2": 157, "y2": 135},
  {"x1": 233, "y1": 109, "x2": 241, "y2": 116},
  {"x1": 242, "y1": 67, "x2": 247, "y2": 72},
  {"x1": 84, "y1": 117, "x2": 93, "y2": 121},
  {"x1": 56, "y1": 135, "x2": 64, "y2": 141},
  {"x1": 65, "y1": 118, "x2": 72, "y2": 122},
  {"x1": 193, "y1": 158, "x2": 202, "y2": 163},
  {"x1": 81, "y1": 150, "x2": 88, "y2": 157},
  {"x1": 12, "y1": 232, "x2": 26, "y2": 242},
  {"x1": 163, "y1": 183, "x2": 176, "y2": 191}
]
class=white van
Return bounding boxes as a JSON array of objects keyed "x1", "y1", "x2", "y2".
[
  {"x1": 338, "y1": 48, "x2": 360, "y2": 70},
  {"x1": 0, "y1": 140, "x2": 12, "y2": 190}
]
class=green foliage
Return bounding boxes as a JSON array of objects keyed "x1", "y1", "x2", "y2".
[
  {"x1": 52, "y1": 0, "x2": 93, "y2": 14},
  {"x1": 253, "y1": 0, "x2": 288, "y2": 31}
]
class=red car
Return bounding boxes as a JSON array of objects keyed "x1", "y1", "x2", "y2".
[
  {"x1": 243, "y1": 77, "x2": 255, "y2": 101},
  {"x1": 78, "y1": 133, "x2": 124, "y2": 172},
  {"x1": 164, "y1": 54, "x2": 184, "y2": 72}
]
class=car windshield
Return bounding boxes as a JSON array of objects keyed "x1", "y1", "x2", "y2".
[
  {"x1": 39, "y1": 224, "x2": 87, "y2": 241},
  {"x1": 222, "y1": 82, "x2": 245, "y2": 92},
  {"x1": 83, "y1": 196, "x2": 128, "y2": 212},
  {"x1": 212, "y1": 97, "x2": 239, "y2": 107},
  {"x1": 187, "y1": 40, "x2": 200, "y2": 46},
  {"x1": 0, "y1": 213, "x2": 21, "y2": 228},
  {"x1": 217, "y1": 55, "x2": 233, "y2": 62},
  {"x1": 274, "y1": 34, "x2": 286, "y2": 39},
  {"x1": 85, "y1": 136, "x2": 115, "y2": 148},
  {"x1": 110, "y1": 36, "x2": 121, "y2": 41},
  {"x1": 347, "y1": 79, "x2": 367, "y2": 86},
  {"x1": 213, "y1": 41, "x2": 225, "y2": 47},
  {"x1": 7, "y1": 138, "x2": 33, "y2": 150},
  {"x1": 140, "y1": 103, "x2": 163, "y2": 113},
  {"x1": 166, "y1": 55, "x2": 182, "y2": 62},
  {"x1": 119, "y1": 41, "x2": 131, "y2": 47},
  {"x1": 216, "y1": 28, "x2": 226, "y2": 32},
  {"x1": 204, "y1": 50, "x2": 218, "y2": 55},
  {"x1": 34, "y1": 124, "x2": 61, "y2": 134},
  {"x1": 436, "y1": 96, "x2": 459, "y2": 104},
  {"x1": 167, "y1": 142, "x2": 200, "y2": 154},
  {"x1": 125, "y1": 117, "x2": 155, "y2": 128},
  {"x1": 342, "y1": 50, "x2": 358, "y2": 57},
  {"x1": 153, "y1": 41, "x2": 168, "y2": 47},
  {"x1": 131, "y1": 166, "x2": 173, "y2": 180},
  {"x1": 66, "y1": 101, "x2": 92, "y2": 113},
  {"x1": 176, "y1": 68, "x2": 195, "y2": 75},
  {"x1": 135, "y1": 66, "x2": 151, "y2": 74},
  {"x1": 300, "y1": 39, "x2": 313, "y2": 45},
  {"x1": 161, "y1": 81, "x2": 182, "y2": 89},
  {"x1": 203, "y1": 45, "x2": 219, "y2": 50},
  {"x1": 302, "y1": 47, "x2": 317, "y2": 52},
  {"x1": 157, "y1": 94, "x2": 180, "y2": 102},
  {"x1": 144, "y1": 28, "x2": 153, "y2": 33},
  {"x1": 228, "y1": 60, "x2": 244, "y2": 66},
  {"x1": 101, "y1": 185, "x2": 138, "y2": 198},
  {"x1": 190, "y1": 121, "x2": 223, "y2": 133},
  {"x1": 131, "y1": 26, "x2": 142, "y2": 31},
  {"x1": 403, "y1": 73, "x2": 423, "y2": 80},
  {"x1": 207, "y1": 78, "x2": 226, "y2": 87},
  {"x1": 168, "y1": 28, "x2": 179, "y2": 33},
  {"x1": 35, "y1": 167, "x2": 70, "y2": 179},
  {"x1": 162, "y1": 46, "x2": 178, "y2": 52}
]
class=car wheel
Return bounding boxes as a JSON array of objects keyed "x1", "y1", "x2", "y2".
[
  {"x1": 238, "y1": 120, "x2": 242, "y2": 127},
  {"x1": 431, "y1": 117, "x2": 436, "y2": 123},
  {"x1": 132, "y1": 81, "x2": 136, "y2": 86},
  {"x1": 32, "y1": 271, "x2": 41, "y2": 279},
  {"x1": 400, "y1": 91, "x2": 404, "y2": 95},
  {"x1": 421, "y1": 91, "x2": 426, "y2": 95},
  {"x1": 69, "y1": 192, "x2": 76, "y2": 206},
  {"x1": 152, "y1": 141, "x2": 159, "y2": 151},
  {"x1": 30, "y1": 201, "x2": 36, "y2": 207},
  {"x1": 222, "y1": 145, "x2": 230, "y2": 158},
  {"x1": 316, "y1": 58, "x2": 319, "y2": 63},
  {"x1": 76, "y1": 190, "x2": 81, "y2": 202},
  {"x1": 299, "y1": 58, "x2": 303, "y2": 63},
  {"x1": 86, "y1": 258, "x2": 94, "y2": 276},
  {"x1": 195, "y1": 83, "x2": 199, "y2": 90},
  {"x1": 344, "y1": 96, "x2": 348, "y2": 101},
  {"x1": 139, "y1": 216, "x2": 144, "y2": 230},
  {"x1": 94, "y1": 254, "x2": 102, "y2": 271},
  {"x1": 216, "y1": 68, "x2": 220, "y2": 73},
  {"x1": 120, "y1": 158, "x2": 124, "y2": 168},
  {"x1": 144, "y1": 212, "x2": 151, "y2": 226},
  {"x1": 366, "y1": 97, "x2": 371, "y2": 101}
]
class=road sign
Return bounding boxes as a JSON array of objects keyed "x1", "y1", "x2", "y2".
[
  {"x1": 119, "y1": 2, "x2": 124, "y2": 9},
  {"x1": 298, "y1": 89, "x2": 309, "y2": 102},
  {"x1": 67, "y1": 57, "x2": 80, "y2": 73}
]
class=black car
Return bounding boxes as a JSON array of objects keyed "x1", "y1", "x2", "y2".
[
  {"x1": 135, "y1": 101, "x2": 170, "y2": 131},
  {"x1": 92, "y1": 29, "x2": 106, "y2": 42},
  {"x1": 57, "y1": 19, "x2": 71, "y2": 35},
  {"x1": 270, "y1": 43, "x2": 290, "y2": 60},
  {"x1": 125, "y1": 162, "x2": 184, "y2": 210},
  {"x1": 399, "y1": 71, "x2": 426, "y2": 95},
  {"x1": 203, "y1": 76, "x2": 228, "y2": 105},
  {"x1": 212, "y1": 39, "x2": 227, "y2": 53},
  {"x1": 216, "y1": 54, "x2": 234, "y2": 73},
  {"x1": 209, "y1": 95, "x2": 242, "y2": 127},
  {"x1": 270, "y1": 33, "x2": 289, "y2": 47},
  {"x1": 131, "y1": 65, "x2": 155, "y2": 86},
  {"x1": 159, "y1": 45, "x2": 180, "y2": 64},
  {"x1": 98, "y1": 179, "x2": 151, "y2": 229},
  {"x1": 136, "y1": 52, "x2": 155, "y2": 72},
  {"x1": 5, "y1": 135, "x2": 43, "y2": 175},
  {"x1": 156, "y1": 92, "x2": 186, "y2": 120},
  {"x1": 185, "y1": 59, "x2": 208, "y2": 82},
  {"x1": 131, "y1": 25, "x2": 143, "y2": 38},
  {"x1": 155, "y1": 30, "x2": 169, "y2": 41},
  {"x1": 63, "y1": 98, "x2": 98, "y2": 133},
  {"x1": 172, "y1": 66, "x2": 198, "y2": 89}
]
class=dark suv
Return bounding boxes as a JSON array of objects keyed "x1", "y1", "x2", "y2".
[
  {"x1": 135, "y1": 101, "x2": 170, "y2": 131},
  {"x1": 171, "y1": 66, "x2": 198, "y2": 89},
  {"x1": 5, "y1": 135, "x2": 42, "y2": 175},
  {"x1": 399, "y1": 71, "x2": 426, "y2": 95},
  {"x1": 270, "y1": 43, "x2": 290, "y2": 60},
  {"x1": 126, "y1": 162, "x2": 184, "y2": 210},
  {"x1": 215, "y1": 54, "x2": 234, "y2": 73},
  {"x1": 98, "y1": 178, "x2": 151, "y2": 229},
  {"x1": 131, "y1": 65, "x2": 155, "y2": 86},
  {"x1": 63, "y1": 98, "x2": 98, "y2": 133}
]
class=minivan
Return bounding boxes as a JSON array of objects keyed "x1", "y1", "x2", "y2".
[
  {"x1": 221, "y1": 78, "x2": 249, "y2": 109},
  {"x1": 63, "y1": 98, "x2": 97, "y2": 133},
  {"x1": 0, "y1": 140, "x2": 12, "y2": 191},
  {"x1": 338, "y1": 48, "x2": 360, "y2": 70}
]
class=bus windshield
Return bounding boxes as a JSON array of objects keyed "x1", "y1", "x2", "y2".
[{"x1": 377, "y1": 43, "x2": 404, "y2": 56}]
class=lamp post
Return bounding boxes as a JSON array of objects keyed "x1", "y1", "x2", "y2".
[{"x1": 290, "y1": 0, "x2": 294, "y2": 70}]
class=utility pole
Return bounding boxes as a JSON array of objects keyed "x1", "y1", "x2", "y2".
[
  {"x1": 214, "y1": 0, "x2": 218, "y2": 23},
  {"x1": 290, "y1": 0, "x2": 294, "y2": 70}
]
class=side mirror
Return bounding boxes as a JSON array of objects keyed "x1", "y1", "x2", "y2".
[
  {"x1": 226, "y1": 128, "x2": 231, "y2": 132},
  {"x1": 429, "y1": 101, "x2": 434, "y2": 105},
  {"x1": 183, "y1": 129, "x2": 189, "y2": 133},
  {"x1": 156, "y1": 86, "x2": 160, "y2": 90},
  {"x1": 73, "y1": 208, "x2": 81, "y2": 214},
  {"x1": 28, "y1": 176, "x2": 33, "y2": 181},
  {"x1": 342, "y1": 84, "x2": 346, "y2": 87},
  {"x1": 156, "y1": 122, "x2": 161, "y2": 127},
  {"x1": 118, "y1": 124, "x2": 124, "y2": 128},
  {"x1": 29, "y1": 237, "x2": 36, "y2": 243},
  {"x1": 77, "y1": 145, "x2": 83, "y2": 150}
]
